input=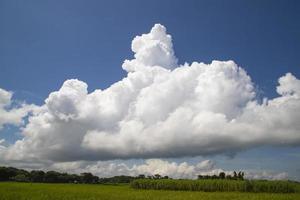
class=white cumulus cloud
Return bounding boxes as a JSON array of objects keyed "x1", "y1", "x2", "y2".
[
  {"x1": 0, "y1": 24, "x2": 300, "y2": 165},
  {"x1": 245, "y1": 170, "x2": 289, "y2": 180},
  {"x1": 0, "y1": 88, "x2": 36, "y2": 130},
  {"x1": 122, "y1": 24, "x2": 178, "y2": 72},
  {"x1": 49, "y1": 159, "x2": 288, "y2": 180}
]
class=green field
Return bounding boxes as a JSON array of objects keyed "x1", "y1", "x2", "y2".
[{"x1": 0, "y1": 182, "x2": 300, "y2": 200}]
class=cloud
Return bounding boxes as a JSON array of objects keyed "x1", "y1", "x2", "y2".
[
  {"x1": 0, "y1": 24, "x2": 300, "y2": 164},
  {"x1": 49, "y1": 159, "x2": 288, "y2": 180},
  {"x1": 0, "y1": 88, "x2": 36, "y2": 130},
  {"x1": 245, "y1": 171, "x2": 289, "y2": 180},
  {"x1": 0, "y1": 139, "x2": 6, "y2": 150},
  {"x1": 50, "y1": 159, "x2": 220, "y2": 179},
  {"x1": 277, "y1": 72, "x2": 300, "y2": 96},
  {"x1": 122, "y1": 24, "x2": 178, "y2": 72}
]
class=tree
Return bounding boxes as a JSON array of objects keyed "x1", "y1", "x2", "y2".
[
  {"x1": 0, "y1": 167, "x2": 11, "y2": 181},
  {"x1": 0, "y1": 167, "x2": 20, "y2": 181},
  {"x1": 30, "y1": 170, "x2": 45, "y2": 182},
  {"x1": 233, "y1": 171, "x2": 238, "y2": 180},
  {"x1": 198, "y1": 175, "x2": 203, "y2": 179},
  {"x1": 44, "y1": 171, "x2": 61, "y2": 183},
  {"x1": 80, "y1": 173, "x2": 99, "y2": 184},
  {"x1": 219, "y1": 172, "x2": 226, "y2": 179},
  {"x1": 137, "y1": 174, "x2": 145, "y2": 179},
  {"x1": 238, "y1": 171, "x2": 244, "y2": 180},
  {"x1": 11, "y1": 174, "x2": 29, "y2": 182},
  {"x1": 153, "y1": 174, "x2": 162, "y2": 179},
  {"x1": 212, "y1": 175, "x2": 218, "y2": 179}
]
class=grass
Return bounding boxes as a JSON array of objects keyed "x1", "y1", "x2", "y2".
[
  {"x1": 131, "y1": 179, "x2": 298, "y2": 193},
  {"x1": 0, "y1": 182, "x2": 300, "y2": 200}
]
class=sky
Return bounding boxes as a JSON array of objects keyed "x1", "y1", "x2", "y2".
[{"x1": 0, "y1": 0, "x2": 300, "y2": 180}]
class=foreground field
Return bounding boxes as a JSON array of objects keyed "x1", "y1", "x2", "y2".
[{"x1": 0, "y1": 182, "x2": 300, "y2": 200}]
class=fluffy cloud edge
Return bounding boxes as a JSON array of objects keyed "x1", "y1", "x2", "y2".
[{"x1": 0, "y1": 88, "x2": 37, "y2": 130}]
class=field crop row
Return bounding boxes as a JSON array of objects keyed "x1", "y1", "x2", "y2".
[{"x1": 131, "y1": 179, "x2": 298, "y2": 193}]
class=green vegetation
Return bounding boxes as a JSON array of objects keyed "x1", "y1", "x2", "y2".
[
  {"x1": 1, "y1": 182, "x2": 300, "y2": 200},
  {"x1": 198, "y1": 171, "x2": 245, "y2": 180},
  {"x1": 0, "y1": 166, "x2": 136, "y2": 184},
  {"x1": 0, "y1": 166, "x2": 100, "y2": 184},
  {"x1": 131, "y1": 179, "x2": 298, "y2": 193},
  {"x1": 0, "y1": 166, "x2": 246, "y2": 185},
  {"x1": 1, "y1": 166, "x2": 300, "y2": 199}
]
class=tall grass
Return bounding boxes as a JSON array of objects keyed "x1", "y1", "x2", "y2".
[{"x1": 131, "y1": 179, "x2": 297, "y2": 193}]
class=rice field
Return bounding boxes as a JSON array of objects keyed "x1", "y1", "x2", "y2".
[{"x1": 0, "y1": 182, "x2": 300, "y2": 200}]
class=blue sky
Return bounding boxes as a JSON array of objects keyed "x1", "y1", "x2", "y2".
[
  {"x1": 1, "y1": 0, "x2": 299, "y2": 101},
  {"x1": 0, "y1": 0, "x2": 300, "y2": 180}
]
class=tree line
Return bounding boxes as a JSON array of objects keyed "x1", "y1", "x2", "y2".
[
  {"x1": 0, "y1": 166, "x2": 244, "y2": 184},
  {"x1": 0, "y1": 166, "x2": 100, "y2": 184},
  {"x1": 198, "y1": 171, "x2": 245, "y2": 180},
  {"x1": 0, "y1": 166, "x2": 167, "y2": 184}
]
